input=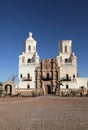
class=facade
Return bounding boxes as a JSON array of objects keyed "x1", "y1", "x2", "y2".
[
  {"x1": 36, "y1": 59, "x2": 60, "y2": 95},
  {"x1": 18, "y1": 32, "x2": 39, "y2": 89},
  {"x1": 18, "y1": 32, "x2": 88, "y2": 95}
]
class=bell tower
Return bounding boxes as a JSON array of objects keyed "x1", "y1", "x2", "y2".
[
  {"x1": 59, "y1": 40, "x2": 72, "y2": 54},
  {"x1": 25, "y1": 32, "x2": 36, "y2": 54},
  {"x1": 56, "y1": 40, "x2": 77, "y2": 82},
  {"x1": 18, "y1": 32, "x2": 40, "y2": 89}
]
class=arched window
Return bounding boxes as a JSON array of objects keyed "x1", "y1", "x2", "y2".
[
  {"x1": 66, "y1": 74, "x2": 69, "y2": 80},
  {"x1": 65, "y1": 59, "x2": 68, "y2": 63},
  {"x1": 47, "y1": 73, "x2": 49, "y2": 78},
  {"x1": 65, "y1": 45, "x2": 67, "y2": 53},
  {"x1": 27, "y1": 59, "x2": 31, "y2": 63},
  {"x1": 20, "y1": 74, "x2": 23, "y2": 78},
  {"x1": 73, "y1": 74, "x2": 75, "y2": 78},
  {"x1": 66, "y1": 85, "x2": 69, "y2": 89},
  {"x1": 27, "y1": 73, "x2": 30, "y2": 80},
  {"x1": 28, "y1": 46, "x2": 31, "y2": 51},
  {"x1": 27, "y1": 84, "x2": 30, "y2": 89},
  {"x1": 73, "y1": 74, "x2": 75, "y2": 80}
]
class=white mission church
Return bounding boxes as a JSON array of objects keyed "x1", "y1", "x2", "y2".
[{"x1": 18, "y1": 32, "x2": 88, "y2": 94}]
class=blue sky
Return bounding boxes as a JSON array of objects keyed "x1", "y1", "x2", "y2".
[{"x1": 0, "y1": 0, "x2": 88, "y2": 83}]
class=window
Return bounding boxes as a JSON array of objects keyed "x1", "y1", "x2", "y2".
[
  {"x1": 27, "y1": 84, "x2": 30, "y2": 89},
  {"x1": 27, "y1": 73, "x2": 30, "y2": 80},
  {"x1": 20, "y1": 74, "x2": 23, "y2": 78},
  {"x1": 27, "y1": 59, "x2": 31, "y2": 63},
  {"x1": 66, "y1": 74, "x2": 69, "y2": 80},
  {"x1": 65, "y1": 45, "x2": 67, "y2": 53},
  {"x1": 73, "y1": 74, "x2": 75, "y2": 79},
  {"x1": 81, "y1": 86, "x2": 84, "y2": 89},
  {"x1": 66, "y1": 85, "x2": 69, "y2": 89},
  {"x1": 47, "y1": 73, "x2": 49, "y2": 78},
  {"x1": 28, "y1": 46, "x2": 31, "y2": 51},
  {"x1": 65, "y1": 59, "x2": 68, "y2": 63}
]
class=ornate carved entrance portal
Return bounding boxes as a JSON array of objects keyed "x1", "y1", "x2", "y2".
[{"x1": 36, "y1": 59, "x2": 60, "y2": 95}]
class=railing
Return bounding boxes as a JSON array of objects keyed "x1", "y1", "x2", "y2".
[
  {"x1": 61, "y1": 77, "x2": 71, "y2": 81},
  {"x1": 60, "y1": 63, "x2": 73, "y2": 66},
  {"x1": 22, "y1": 77, "x2": 32, "y2": 81},
  {"x1": 21, "y1": 63, "x2": 36, "y2": 66},
  {"x1": 42, "y1": 76, "x2": 52, "y2": 81}
]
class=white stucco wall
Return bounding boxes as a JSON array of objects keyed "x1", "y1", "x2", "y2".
[
  {"x1": 60, "y1": 66, "x2": 77, "y2": 80},
  {"x1": 60, "y1": 78, "x2": 88, "y2": 89}
]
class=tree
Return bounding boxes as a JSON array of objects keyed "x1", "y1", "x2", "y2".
[
  {"x1": 10, "y1": 74, "x2": 17, "y2": 82},
  {"x1": 0, "y1": 82, "x2": 3, "y2": 86}
]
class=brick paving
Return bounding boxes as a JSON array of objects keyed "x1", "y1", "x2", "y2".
[{"x1": 0, "y1": 96, "x2": 88, "y2": 130}]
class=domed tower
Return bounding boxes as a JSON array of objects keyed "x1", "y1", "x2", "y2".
[{"x1": 18, "y1": 32, "x2": 40, "y2": 89}]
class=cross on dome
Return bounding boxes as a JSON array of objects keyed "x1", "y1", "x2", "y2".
[{"x1": 26, "y1": 32, "x2": 36, "y2": 42}]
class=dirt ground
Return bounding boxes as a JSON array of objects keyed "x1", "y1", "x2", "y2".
[{"x1": 0, "y1": 96, "x2": 88, "y2": 130}]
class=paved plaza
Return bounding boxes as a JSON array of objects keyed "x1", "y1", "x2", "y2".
[{"x1": 0, "y1": 96, "x2": 88, "y2": 130}]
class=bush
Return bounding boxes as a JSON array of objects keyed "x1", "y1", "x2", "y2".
[
  {"x1": 17, "y1": 93, "x2": 21, "y2": 97},
  {"x1": 0, "y1": 90, "x2": 3, "y2": 94},
  {"x1": 31, "y1": 91, "x2": 37, "y2": 97},
  {"x1": 61, "y1": 91, "x2": 70, "y2": 97},
  {"x1": 37, "y1": 91, "x2": 41, "y2": 96},
  {"x1": 69, "y1": 89, "x2": 80, "y2": 97},
  {"x1": 0, "y1": 90, "x2": 5, "y2": 97},
  {"x1": 86, "y1": 92, "x2": 88, "y2": 97},
  {"x1": 0, "y1": 82, "x2": 3, "y2": 86}
]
